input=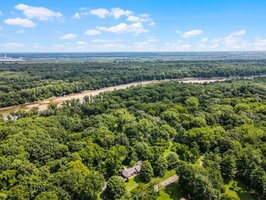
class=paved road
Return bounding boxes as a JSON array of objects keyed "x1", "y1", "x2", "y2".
[{"x1": 154, "y1": 174, "x2": 179, "y2": 191}]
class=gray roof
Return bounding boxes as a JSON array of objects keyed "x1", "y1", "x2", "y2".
[{"x1": 121, "y1": 161, "x2": 143, "y2": 178}]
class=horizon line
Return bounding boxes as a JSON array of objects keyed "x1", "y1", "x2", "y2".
[{"x1": 1, "y1": 51, "x2": 266, "y2": 54}]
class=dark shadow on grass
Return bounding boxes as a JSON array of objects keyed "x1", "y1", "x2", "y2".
[
  {"x1": 163, "y1": 182, "x2": 184, "y2": 200},
  {"x1": 133, "y1": 175, "x2": 142, "y2": 184},
  {"x1": 236, "y1": 181, "x2": 256, "y2": 200}
]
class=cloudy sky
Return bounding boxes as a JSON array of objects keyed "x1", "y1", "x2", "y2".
[{"x1": 0, "y1": 0, "x2": 266, "y2": 52}]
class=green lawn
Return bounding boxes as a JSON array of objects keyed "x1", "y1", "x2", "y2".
[
  {"x1": 125, "y1": 141, "x2": 175, "y2": 193},
  {"x1": 163, "y1": 141, "x2": 173, "y2": 158},
  {"x1": 225, "y1": 182, "x2": 240, "y2": 200},
  {"x1": 225, "y1": 181, "x2": 256, "y2": 200},
  {"x1": 124, "y1": 142, "x2": 182, "y2": 199},
  {"x1": 157, "y1": 182, "x2": 183, "y2": 200},
  {"x1": 125, "y1": 176, "x2": 139, "y2": 192},
  {"x1": 97, "y1": 192, "x2": 102, "y2": 200},
  {"x1": 151, "y1": 170, "x2": 176, "y2": 184},
  {"x1": 125, "y1": 169, "x2": 177, "y2": 192}
]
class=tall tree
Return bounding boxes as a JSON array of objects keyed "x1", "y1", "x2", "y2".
[
  {"x1": 220, "y1": 155, "x2": 237, "y2": 182},
  {"x1": 139, "y1": 161, "x2": 154, "y2": 183},
  {"x1": 166, "y1": 152, "x2": 179, "y2": 170},
  {"x1": 106, "y1": 176, "x2": 126, "y2": 200},
  {"x1": 130, "y1": 184, "x2": 158, "y2": 200},
  {"x1": 153, "y1": 156, "x2": 168, "y2": 177},
  {"x1": 80, "y1": 172, "x2": 104, "y2": 200},
  {"x1": 250, "y1": 167, "x2": 266, "y2": 196}
]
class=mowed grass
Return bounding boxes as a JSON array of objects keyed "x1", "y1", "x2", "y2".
[
  {"x1": 157, "y1": 182, "x2": 183, "y2": 200},
  {"x1": 125, "y1": 177, "x2": 139, "y2": 192},
  {"x1": 125, "y1": 142, "x2": 182, "y2": 200},
  {"x1": 125, "y1": 169, "x2": 177, "y2": 192},
  {"x1": 97, "y1": 193, "x2": 101, "y2": 200},
  {"x1": 151, "y1": 170, "x2": 176, "y2": 184},
  {"x1": 163, "y1": 141, "x2": 173, "y2": 158},
  {"x1": 225, "y1": 181, "x2": 256, "y2": 200},
  {"x1": 125, "y1": 142, "x2": 176, "y2": 194}
]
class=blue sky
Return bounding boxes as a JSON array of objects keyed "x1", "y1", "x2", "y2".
[{"x1": 0, "y1": 0, "x2": 266, "y2": 52}]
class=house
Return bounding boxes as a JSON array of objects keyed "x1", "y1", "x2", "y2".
[{"x1": 121, "y1": 161, "x2": 143, "y2": 179}]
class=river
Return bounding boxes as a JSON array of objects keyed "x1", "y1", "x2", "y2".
[{"x1": 0, "y1": 76, "x2": 262, "y2": 120}]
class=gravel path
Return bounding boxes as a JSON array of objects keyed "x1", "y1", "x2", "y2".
[{"x1": 154, "y1": 174, "x2": 179, "y2": 191}]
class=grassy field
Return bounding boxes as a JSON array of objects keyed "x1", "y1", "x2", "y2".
[
  {"x1": 105, "y1": 160, "x2": 256, "y2": 200},
  {"x1": 124, "y1": 169, "x2": 180, "y2": 200},
  {"x1": 163, "y1": 141, "x2": 173, "y2": 158},
  {"x1": 125, "y1": 177, "x2": 140, "y2": 192},
  {"x1": 157, "y1": 182, "x2": 183, "y2": 200},
  {"x1": 125, "y1": 169, "x2": 177, "y2": 192},
  {"x1": 124, "y1": 141, "x2": 176, "y2": 194},
  {"x1": 225, "y1": 181, "x2": 256, "y2": 200},
  {"x1": 152, "y1": 170, "x2": 176, "y2": 185}
]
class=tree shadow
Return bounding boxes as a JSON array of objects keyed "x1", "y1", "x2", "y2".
[
  {"x1": 163, "y1": 182, "x2": 184, "y2": 200},
  {"x1": 133, "y1": 175, "x2": 142, "y2": 183},
  {"x1": 236, "y1": 181, "x2": 256, "y2": 200}
]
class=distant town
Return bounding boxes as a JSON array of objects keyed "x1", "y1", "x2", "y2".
[{"x1": 0, "y1": 53, "x2": 24, "y2": 62}]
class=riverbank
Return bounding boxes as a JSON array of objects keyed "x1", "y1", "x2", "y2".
[{"x1": 0, "y1": 75, "x2": 264, "y2": 119}]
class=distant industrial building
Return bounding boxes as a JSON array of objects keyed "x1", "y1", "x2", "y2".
[{"x1": 0, "y1": 53, "x2": 24, "y2": 62}]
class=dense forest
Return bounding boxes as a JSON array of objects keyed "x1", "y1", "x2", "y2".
[
  {"x1": 0, "y1": 78, "x2": 265, "y2": 200},
  {"x1": 0, "y1": 59, "x2": 266, "y2": 108}
]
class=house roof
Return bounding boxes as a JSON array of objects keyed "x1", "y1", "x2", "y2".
[{"x1": 121, "y1": 161, "x2": 143, "y2": 178}]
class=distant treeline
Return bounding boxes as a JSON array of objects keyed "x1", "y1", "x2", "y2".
[{"x1": 0, "y1": 60, "x2": 266, "y2": 108}]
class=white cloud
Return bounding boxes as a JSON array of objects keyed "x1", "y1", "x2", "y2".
[
  {"x1": 92, "y1": 39, "x2": 113, "y2": 43},
  {"x1": 227, "y1": 30, "x2": 246, "y2": 37},
  {"x1": 196, "y1": 30, "x2": 249, "y2": 50},
  {"x1": 210, "y1": 38, "x2": 222, "y2": 49},
  {"x1": 163, "y1": 40, "x2": 194, "y2": 51},
  {"x1": 16, "y1": 30, "x2": 25, "y2": 34},
  {"x1": 127, "y1": 16, "x2": 140, "y2": 22},
  {"x1": 31, "y1": 43, "x2": 42, "y2": 49},
  {"x1": 97, "y1": 22, "x2": 148, "y2": 35},
  {"x1": 3, "y1": 42, "x2": 24, "y2": 49},
  {"x1": 197, "y1": 37, "x2": 222, "y2": 50},
  {"x1": 224, "y1": 30, "x2": 248, "y2": 49},
  {"x1": 90, "y1": 39, "x2": 127, "y2": 50},
  {"x1": 149, "y1": 22, "x2": 156, "y2": 26},
  {"x1": 201, "y1": 37, "x2": 208, "y2": 42},
  {"x1": 72, "y1": 9, "x2": 89, "y2": 19},
  {"x1": 254, "y1": 38, "x2": 266, "y2": 50},
  {"x1": 74, "y1": 8, "x2": 155, "y2": 27},
  {"x1": 110, "y1": 8, "x2": 132, "y2": 19},
  {"x1": 92, "y1": 39, "x2": 161, "y2": 51},
  {"x1": 177, "y1": 29, "x2": 203, "y2": 38},
  {"x1": 73, "y1": 12, "x2": 81, "y2": 19},
  {"x1": 76, "y1": 41, "x2": 88, "y2": 45},
  {"x1": 0, "y1": 11, "x2": 2, "y2": 16},
  {"x1": 91, "y1": 42, "x2": 125, "y2": 49},
  {"x1": 180, "y1": 44, "x2": 191, "y2": 49},
  {"x1": 90, "y1": 8, "x2": 109, "y2": 18},
  {"x1": 85, "y1": 29, "x2": 101, "y2": 36},
  {"x1": 131, "y1": 37, "x2": 159, "y2": 51},
  {"x1": 60, "y1": 33, "x2": 77, "y2": 40},
  {"x1": 15, "y1": 4, "x2": 63, "y2": 21},
  {"x1": 4, "y1": 18, "x2": 35, "y2": 28},
  {"x1": 127, "y1": 14, "x2": 155, "y2": 26},
  {"x1": 89, "y1": 8, "x2": 132, "y2": 19}
]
